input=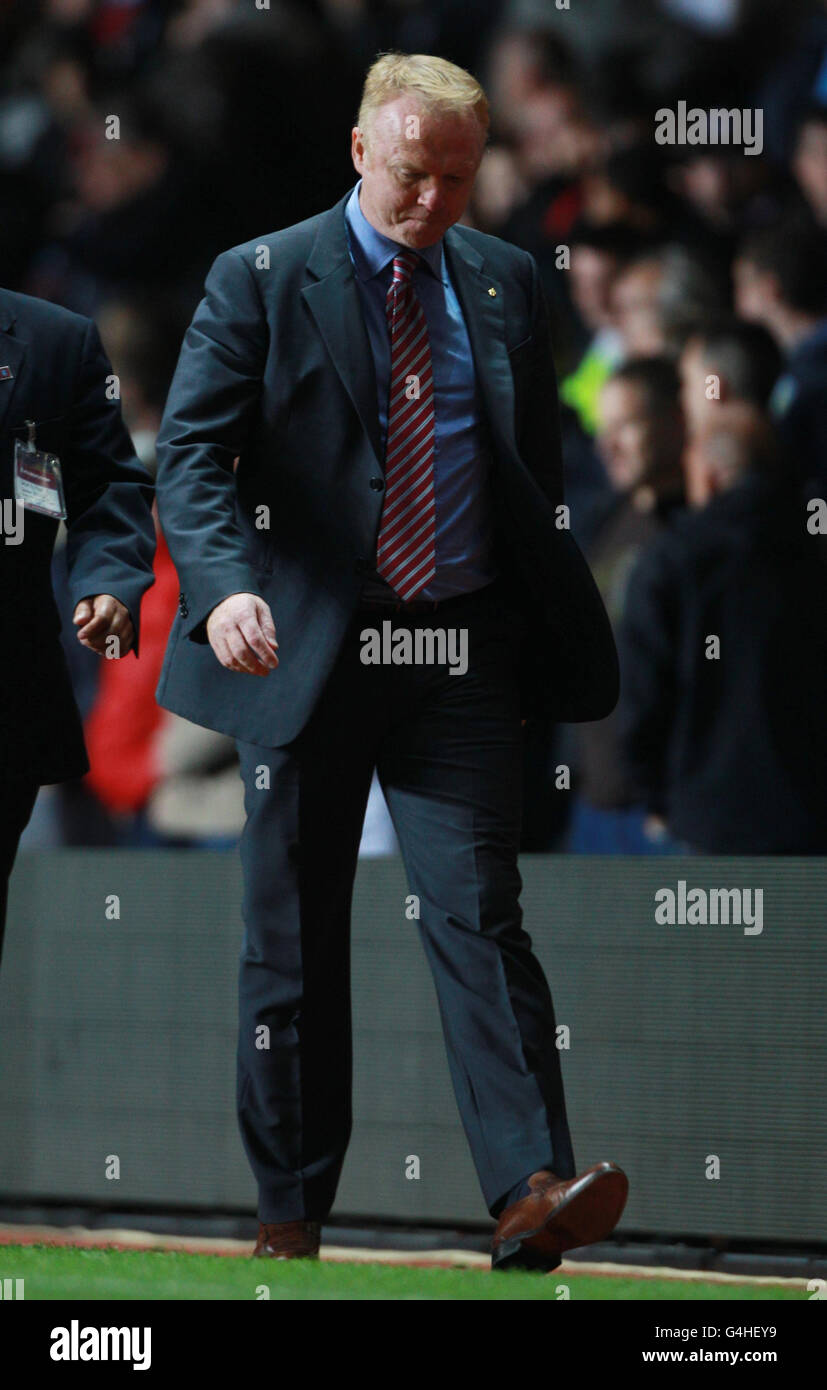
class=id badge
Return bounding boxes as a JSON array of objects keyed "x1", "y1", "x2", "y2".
[{"x1": 14, "y1": 421, "x2": 67, "y2": 520}]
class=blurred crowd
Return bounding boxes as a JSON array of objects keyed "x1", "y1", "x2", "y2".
[{"x1": 4, "y1": 0, "x2": 827, "y2": 855}]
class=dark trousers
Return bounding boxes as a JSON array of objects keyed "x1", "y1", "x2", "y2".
[
  {"x1": 234, "y1": 582, "x2": 575, "y2": 1222},
  {"x1": 0, "y1": 770, "x2": 40, "y2": 967}
]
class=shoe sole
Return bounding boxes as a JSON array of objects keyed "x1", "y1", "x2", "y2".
[
  {"x1": 252, "y1": 1250, "x2": 320, "y2": 1259},
  {"x1": 253, "y1": 1252, "x2": 319, "y2": 1260},
  {"x1": 491, "y1": 1162, "x2": 629, "y2": 1272}
]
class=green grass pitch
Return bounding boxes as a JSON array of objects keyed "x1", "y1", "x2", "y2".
[{"x1": 1, "y1": 1245, "x2": 804, "y2": 1300}]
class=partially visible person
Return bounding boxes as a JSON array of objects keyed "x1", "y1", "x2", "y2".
[
  {"x1": 0, "y1": 285, "x2": 156, "y2": 959},
  {"x1": 579, "y1": 143, "x2": 679, "y2": 241},
  {"x1": 679, "y1": 316, "x2": 783, "y2": 440},
  {"x1": 755, "y1": 1, "x2": 827, "y2": 164},
  {"x1": 612, "y1": 243, "x2": 722, "y2": 359},
  {"x1": 663, "y1": 147, "x2": 789, "y2": 278},
  {"x1": 792, "y1": 105, "x2": 827, "y2": 228},
  {"x1": 734, "y1": 220, "x2": 827, "y2": 490},
  {"x1": 619, "y1": 401, "x2": 827, "y2": 853},
  {"x1": 559, "y1": 220, "x2": 641, "y2": 432},
  {"x1": 24, "y1": 92, "x2": 209, "y2": 320},
  {"x1": 153, "y1": 50, "x2": 626, "y2": 1272},
  {"x1": 41, "y1": 296, "x2": 177, "y2": 849},
  {"x1": 141, "y1": 713, "x2": 246, "y2": 850},
  {"x1": 569, "y1": 357, "x2": 686, "y2": 853}
]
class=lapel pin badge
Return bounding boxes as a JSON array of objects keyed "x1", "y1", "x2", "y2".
[
  {"x1": 488, "y1": 287, "x2": 497, "y2": 297},
  {"x1": 0, "y1": 365, "x2": 13, "y2": 380}
]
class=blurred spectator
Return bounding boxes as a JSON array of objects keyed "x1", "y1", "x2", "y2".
[
  {"x1": 660, "y1": 0, "x2": 743, "y2": 35},
  {"x1": 141, "y1": 713, "x2": 245, "y2": 849},
  {"x1": 166, "y1": 0, "x2": 238, "y2": 50},
  {"x1": 474, "y1": 23, "x2": 607, "y2": 338},
  {"x1": 792, "y1": 105, "x2": 827, "y2": 226},
  {"x1": 175, "y1": 2, "x2": 359, "y2": 246},
  {"x1": 507, "y1": 0, "x2": 790, "y2": 112},
  {"x1": 503, "y1": 0, "x2": 682, "y2": 104},
  {"x1": 469, "y1": 144, "x2": 530, "y2": 232},
  {"x1": 619, "y1": 401, "x2": 827, "y2": 853},
  {"x1": 681, "y1": 399, "x2": 778, "y2": 505},
  {"x1": 664, "y1": 148, "x2": 790, "y2": 276},
  {"x1": 679, "y1": 317, "x2": 783, "y2": 439},
  {"x1": 612, "y1": 244, "x2": 723, "y2": 359},
  {"x1": 94, "y1": 298, "x2": 181, "y2": 461},
  {"x1": 734, "y1": 220, "x2": 827, "y2": 489},
  {"x1": 23, "y1": 88, "x2": 214, "y2": 318},
  {"x1": 579, "y1": 144, "x2": 678, "y2": 240},
  {"x1": 756, "y1": 0, "x2": 827, "y2": 163},
  {"x1": 568, "y1": 357, "x2": 685, "y2": 854},
  {"x1": 0, "y1": 25, "x2": 90, "y2": 285},
  {"x1": 612, "y1": 255, "x2": 667, "y2": 360},
  {"x1": 317, "y1": 0, "x2": 504, "y2": 78},
  {"x1": 483, "y1": 23, "x2": 579, "y2": 139},
  {"x1": 559, "y1": 221, "x2": 642, "y2": 431}
]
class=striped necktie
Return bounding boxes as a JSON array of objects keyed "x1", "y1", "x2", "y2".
[{"x1": 375, "y1": 249, "x2": 436, "y2": 600}]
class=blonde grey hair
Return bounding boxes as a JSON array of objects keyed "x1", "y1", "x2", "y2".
[{"x1": 357, "y1": 51, "x2": 489, "y2": 148}]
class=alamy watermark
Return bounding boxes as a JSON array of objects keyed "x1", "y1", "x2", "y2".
[
  {"x1": 655, "y1": 102, "x2": 763, "y2": 156},
  {"x1": 360, "y1": 623, "x2": 468, "y2": 676},
  {"x1": 50, "y1": 1322, "x2": 151, "y2": 1370},
  {"x1": 655, "y1": 880, "x2": 763, "y2": 935}
]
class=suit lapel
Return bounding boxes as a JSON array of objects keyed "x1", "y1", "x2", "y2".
[
  {"x1": 301, "y1": 192, "x2": 383, "y2": 469},
  {"x1": 442, "y1": 231, "x2": 518, "y2": 466},
  {"x1": 0, "y1": 292, "x2": 28, "y2": 440}
]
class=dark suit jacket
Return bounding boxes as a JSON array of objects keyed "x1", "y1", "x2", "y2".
[
  {"x1": 155, "y1": 188, "x2": 618, "y2": 746},
  {"x1": 0, "y1": 288, "x2": 156, "y2": 784},
  {"x1": 618, "y1": 473, "x2": 827, "y2": 853}
]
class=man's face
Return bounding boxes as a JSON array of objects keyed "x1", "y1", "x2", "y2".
[
  {"x1": 678, "y1": 155, "x2": 736, "y2": 224},
  {"x1": 680, "y1": 338, "x2": 715, "y2": 437},
  {"x1": 570, "y1": 246, "x2": 618, "y2": 333},
  {"x1": 733, "y1": 256, "x2": 772, "y2": 325},
  {"x1": 682, "y1": 434, "x2": 713, "y2": 509},
  {"x1": 793, "y1": 119, "x2": 827, "y2": 218},
  {"x1": 597, "y1": 379, "x2": 659, "y2": 491},
  {"x1": 612, "y1": 262, "x2": 664, "y2": 355},
  {"x1": 351, "y1": 96, "x2": 485, "y2": 248}
]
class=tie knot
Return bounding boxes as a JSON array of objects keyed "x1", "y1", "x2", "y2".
[{"x1": 391, "y1": 250, "x2": 419, "y2": 285}]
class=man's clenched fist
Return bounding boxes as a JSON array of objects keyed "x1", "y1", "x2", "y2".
[
  {"x1": 73, "y1": 594, "x2": 134, "y2": 656},
  {"x1": 206, "y1": 592, "x2": 279, "y2": 675}
]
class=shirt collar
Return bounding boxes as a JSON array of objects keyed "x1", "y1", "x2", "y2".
[{"x1": 345, "y1": 178, "x2": 445, "y2": 284}]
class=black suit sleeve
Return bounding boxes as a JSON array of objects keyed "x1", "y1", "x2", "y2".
[
  {"x1": 515, "y1": 251, "x2": 565, "y2": 513},
  {"x1": 155, "y1": 248, "x2": 268, "y2": 643},
  {"x1": 63, "y1": 317, "x2": 156, "y2": 659}
]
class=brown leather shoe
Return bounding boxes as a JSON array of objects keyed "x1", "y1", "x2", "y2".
[
  {"x1": 253, "y1": 1220, "x2": 322, "y2": 1259},
  {"x1": 491, "y1": 1161, "x2": 629, "y2": 1271}
]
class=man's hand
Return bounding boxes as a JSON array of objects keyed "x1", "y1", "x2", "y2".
[
  {"x1": 73, "y1": 595, "x2": 134, "y2": 656},
  {"x1": 206, "y1": 592, "x2": 279, "y2": 675}
]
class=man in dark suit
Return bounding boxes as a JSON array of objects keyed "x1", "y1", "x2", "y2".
[
  {"x1": 620, "y1": 400, "x2": 827, "y2": 854},
  {"x1": 155, "y1": 52, "x2": 627, "y2": 1271},
  {"x1": 0, "y1": 287, "x2": 156, "y2": 956}
]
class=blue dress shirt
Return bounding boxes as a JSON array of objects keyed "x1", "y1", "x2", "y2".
[{"x1": 344, "y1": 178, "x2": 497, "y2": 601}]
